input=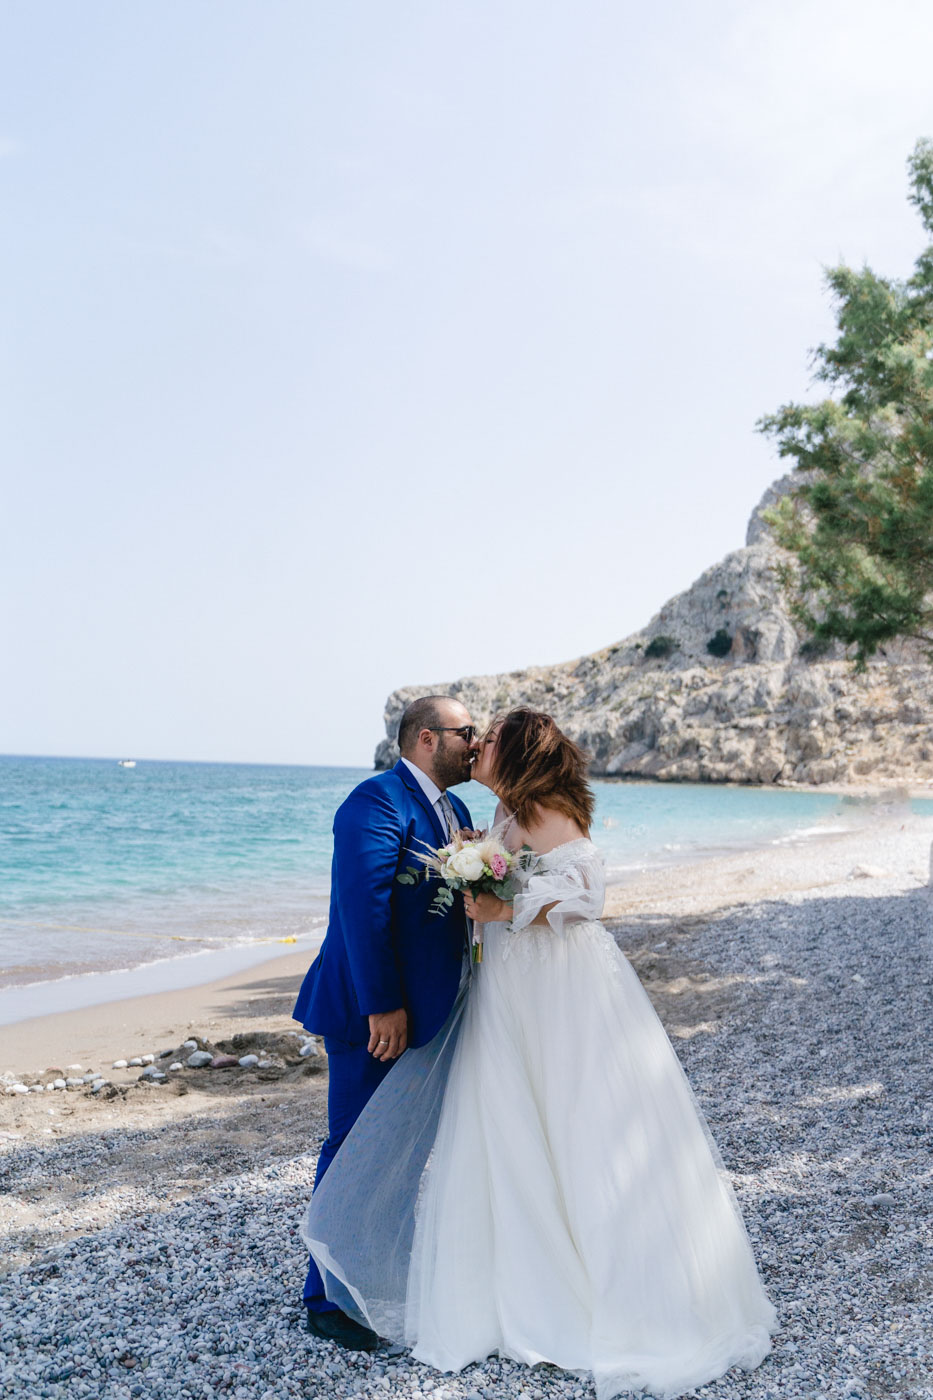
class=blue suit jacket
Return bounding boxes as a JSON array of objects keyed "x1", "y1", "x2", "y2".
[{"x1": 293, "y1": 761, "x2": 473, "y2": 1049}]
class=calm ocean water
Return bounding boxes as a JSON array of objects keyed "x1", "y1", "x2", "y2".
[{"x1": 2, "y1": 754, "x2": 929, "y2": 1019}]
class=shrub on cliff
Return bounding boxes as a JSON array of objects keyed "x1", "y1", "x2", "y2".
[
  {"x1": 706, "y1": 629, "x2": 733, "y2": 658},
  {"x1": 759, "y1": 138, "x2": 933, "y2": 666},
  {"x1": 644, "y1": 635, "x2": 679, "y2": 660},
  {"x1": 799, "y1": 636, "x2": 834, "y2": 661}
]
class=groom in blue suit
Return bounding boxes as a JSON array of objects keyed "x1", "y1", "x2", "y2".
[{"x1": 293, "y1": 694, "x2": 478, "y2": 1350}]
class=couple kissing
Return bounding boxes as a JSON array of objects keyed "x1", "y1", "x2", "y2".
[{"x1": 292, "y1": 696, "x2": 776, "y2": 1399}]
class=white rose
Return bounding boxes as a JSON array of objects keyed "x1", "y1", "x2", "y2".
[{"x1": 448, "y1": 847, "x2": 485, "y2": 882}]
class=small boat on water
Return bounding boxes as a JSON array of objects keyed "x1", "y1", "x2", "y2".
[{"x1": 118, "y1": 759, "x2": 137, "y2": 768}]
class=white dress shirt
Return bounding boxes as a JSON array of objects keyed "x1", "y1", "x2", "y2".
[{"x1": 400, "y1": 757, "x2": 454, "y2": 838}]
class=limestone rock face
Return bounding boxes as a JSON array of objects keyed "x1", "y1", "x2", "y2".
[
  {"x1": 635, "y1": 543, "x2": 800, "y2": 666},
  {"x1": 375, "y1": 484, "x2": 933, "y2": 786},
  {"x1": 745, "y1": 472, "x2": 802, "y2": 547}
]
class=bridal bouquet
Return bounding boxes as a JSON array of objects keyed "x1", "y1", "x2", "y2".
[{"x1": 397, "y1": 831, "x2": 527, "y2": 963}]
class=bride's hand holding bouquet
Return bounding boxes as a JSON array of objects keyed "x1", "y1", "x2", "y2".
[
  {"x1": 462, "y1": 887, "x2": 512, "y2": 924},
  {"x1": 397, "y1": 827, "x2": 526, "y2": 962}
]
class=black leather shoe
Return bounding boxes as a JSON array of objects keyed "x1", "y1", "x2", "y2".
[{"x1": 305, "y1": 1307, "x2": 379, "y2": 1352}]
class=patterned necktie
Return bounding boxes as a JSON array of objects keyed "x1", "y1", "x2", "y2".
[
  {"x1": 439, "y1": 791, "x2": 471, "y2": 951},
  {"x1": 438, "y1": 792, "x2": 457, "y2": 840}
]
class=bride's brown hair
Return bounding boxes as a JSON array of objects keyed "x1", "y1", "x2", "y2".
[{"x1": 487, "y1": 707, "x2": 594, "y2": 832}]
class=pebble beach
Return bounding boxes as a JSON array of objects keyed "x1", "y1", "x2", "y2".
[{"x1": 2, "y1": 813, "x2": 932, "y2": 1400}]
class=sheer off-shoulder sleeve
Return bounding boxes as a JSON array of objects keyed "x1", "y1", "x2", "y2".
[{"x1": 510, "y1": 840, "x2": 605, "y2": 935}]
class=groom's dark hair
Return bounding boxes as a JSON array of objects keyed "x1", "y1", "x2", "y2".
[{"x1": 397, "y1": 696, "x2": 451, "y2": 755}]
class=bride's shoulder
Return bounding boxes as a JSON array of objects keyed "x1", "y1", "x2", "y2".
[{"x1": 524, "y1": 806, "x2": 589, "y2": 855}]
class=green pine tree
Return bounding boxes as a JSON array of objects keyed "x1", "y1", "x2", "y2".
[{"x1": 758, "y1": 138, "x2": 933, "y2": 666}]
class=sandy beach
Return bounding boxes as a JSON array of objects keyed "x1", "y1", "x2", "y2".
[
  {"x1": 0, "y1": 946, "x2": 320, "y2": 1084},
  {"x1": 2, "y1": 811, "x2": 931, "y2": 1399}
]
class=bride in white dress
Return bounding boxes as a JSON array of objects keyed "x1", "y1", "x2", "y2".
[{"x1": 302, "y1": 708, "x2": 777, "y2": 1399}]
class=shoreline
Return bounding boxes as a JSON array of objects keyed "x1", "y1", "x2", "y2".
[
  {"x1": 0, "y1": 944, "x2": 320, "y2": 1080},
  {"x1": 0, "y1": 927, "x2": 324, "y2": 1030},
  {"x1": 603, "y1": 809, "x2": 933, "y2": 919},
  {"x1": 4, "y1": 777, "x2": 930, "y2": 1035},
  {"x1": 592, "y1": 774, "x2": 933, "y2": 798},
  {"x1": 2, "y1": 810, "x2": 931, "y2": 1080}
]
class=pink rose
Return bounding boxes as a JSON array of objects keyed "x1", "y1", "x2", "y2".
[{"x1": 490, "y1": 853, "x2": 508, "y2": 879}]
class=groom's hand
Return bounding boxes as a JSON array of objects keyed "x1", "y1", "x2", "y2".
[{"x1": 368, "y1": 1008, "x2": 408, "y2": 1061}]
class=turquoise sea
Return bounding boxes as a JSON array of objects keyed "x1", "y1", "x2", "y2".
[{"x1": 1, "y1": 754, "x2": 928, "y2": 1023}]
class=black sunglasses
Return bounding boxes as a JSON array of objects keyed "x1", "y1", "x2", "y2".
[{"x1": 427, "y1": 726, "x2": 477, "y2": 743}]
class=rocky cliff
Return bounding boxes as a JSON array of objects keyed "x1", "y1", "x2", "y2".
[{"x1": 375, "y1": 477, "x2": 933, "y2": 785}]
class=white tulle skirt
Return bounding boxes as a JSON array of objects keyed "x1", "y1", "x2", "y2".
[{"x1": 302, "y1": 918, "x2": 777, "y2": 1399}]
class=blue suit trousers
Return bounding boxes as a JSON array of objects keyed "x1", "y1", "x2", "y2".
[{"x1": 303, "y1": 1036, "x2": 394, "y2": 1311}]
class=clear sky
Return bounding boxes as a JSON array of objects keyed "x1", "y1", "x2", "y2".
[{"x1": 3, "y1": 1, "x2": 933, "y2": 766}]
